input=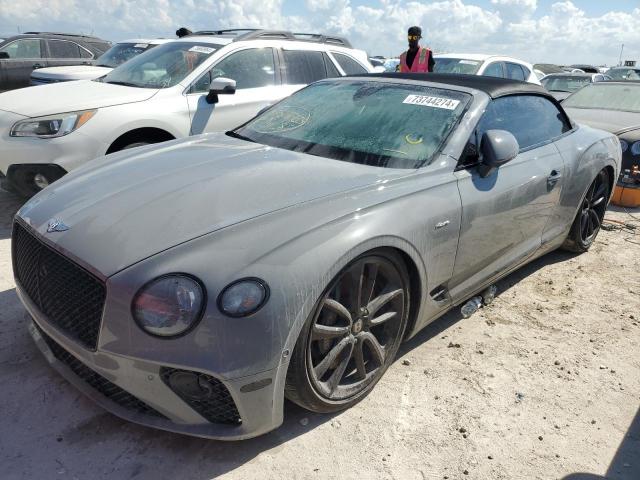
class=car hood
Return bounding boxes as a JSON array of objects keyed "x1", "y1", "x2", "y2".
[
  {"x1": 17, "y1": 134, "x2": 407, "y2": 277},
  {"x1": 0, "y1": 80, "x2": 157, "y2": 117},
  {"x1": 31, "y1": 65, "x2": 112, "y2": 81},
  {"x1": 564, "y1": 107, "x2": 640, "y2": 135}
]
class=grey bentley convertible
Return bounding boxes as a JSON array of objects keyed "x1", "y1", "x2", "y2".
[{"x1": 12, "y1": 73, "x2": 620, "y2": 440}]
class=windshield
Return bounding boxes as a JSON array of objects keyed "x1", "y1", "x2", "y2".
[
  {"x1": 542, "y1": 76, "x2": 591, "y2": 92},
  {"x1": 607, "y1": 68, "x2": 640, "y2": 80},
  {"x1": 100, "y1": 41, "x2": 220, "y2": 89},
  {"x1": 96, "y1": 42, "x2": 155, "y2": 68},
  {"x1": 563, "y1": 83, "x2": 640, "y2": 113},
  {"x1": 234, "y1": 80, "x2": 470, "y2": 168},
  {"x1": 433, "y1": 58, "x2": 482, "y2": 75}
]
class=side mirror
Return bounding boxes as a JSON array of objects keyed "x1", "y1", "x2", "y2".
[
  {"x1": 0, "y1": 52, "x2": 10, "y2": 59},
  {"x1": 206, "y1": 77, "x2": 236, "y2": 104},
  {"x1": 478, "y1": 129, "x2": 519, "y2": 178}
]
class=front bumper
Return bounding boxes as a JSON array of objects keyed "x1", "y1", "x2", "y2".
[
  {"x1": 24, "y1": 291, "x2": 286, "y2": 440},
  {"x1": 0, "y1": 109, "x2": 107, "y2": 194}
]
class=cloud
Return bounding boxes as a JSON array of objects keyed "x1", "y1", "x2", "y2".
[{"x1": 0, "y1": 0, "x2": 638, "y2": 65}]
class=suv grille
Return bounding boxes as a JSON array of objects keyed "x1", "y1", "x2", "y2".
[
  {"x1": 36, "y1": 324, "x2": 166, "y2": 418},
  {"x1": 160, "y1": 368, "x2": 242, "y2": 425},
  {"x1": 12, "y1": 222, "x2": 106, "y2": 350}
]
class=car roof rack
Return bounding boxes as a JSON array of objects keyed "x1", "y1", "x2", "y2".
[
  {"x1": 22, "y1": 31, "x2": 100, "y2": 38},
  {"x1": 190, "y1": 29, "x2": 352, "y2": 48}
]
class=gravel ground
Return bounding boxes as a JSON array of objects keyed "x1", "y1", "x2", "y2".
[{"x1": 0, "y1": 189, "x2": 638, "y2": 480}]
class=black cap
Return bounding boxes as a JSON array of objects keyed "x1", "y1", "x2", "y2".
[
  {"x1": 408, "y1": 26, "x2": 422, "y2": 37},
  {"x1": 176, "y1": 27, "x2": 192, "y2": 38}
]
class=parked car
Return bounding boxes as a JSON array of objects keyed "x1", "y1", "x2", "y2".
[
  {"x1": 30, "y1": 38, "x2": 172, "y2": 85},
  {"x1": 533, "y1": 63, "x2": 565, "y2": 76},
  {"x1": 0, "y1": 32, "x2": 110, "y2": 91},
  {"x1": 563, "y1": 81, "x2": 640, "y2": 206},
  {"x1": 383, "y1": 58, "x2": 400, "y2": 72},
  {"x1": 0, "y1": 29, "x2": 375, "y2": 196},
  {"x1": 568, "y1": 64, "x2": 599, "y2": 74},
  {"x1": 606, "y1": 67, "x2": 640, "y2": 81},
  {"x1": 541, "y1": 73, "x2": 611, "y2": 101},
  {"x1": 433, "y1": 54, "x2": 541, "y2": 84},
  {"x1": 14, "y1": 73, "x2": 620, "y2": 440}
]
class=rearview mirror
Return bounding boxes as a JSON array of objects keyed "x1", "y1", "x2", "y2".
[
  {"x1": 478, "y1": 129, "x2": 519, "y2": 178},
  {"x1": 0, "y1": 52, "x2": 10, "y2": 59},
  {"x1": 206, "y1": 77, "x2": 236, "y2": 104}
]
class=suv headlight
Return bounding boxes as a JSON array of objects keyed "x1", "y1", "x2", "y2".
[
  {"x1": 10, "y1": 109, "x2": 96, "y2": 138},
  {"x1": 132, "y1": 274, "x2": 206, "y2": 337},
  {"x1": 218, "y1": 278, "x2": 269, "y2": 317},
  {"x1": 631, "y1": 141, "x2": 640, "y2": 156}
]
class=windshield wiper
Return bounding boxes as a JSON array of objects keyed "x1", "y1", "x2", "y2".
[
  {"x1": 104, "y1": 80, "x2": 140, "y2": 87},
  {"x1": 549, "y1": 89, "x2": 571, "y2": 93},
  {"x1": 226, "y1": 130, "x2": 255, "y2": 143}
]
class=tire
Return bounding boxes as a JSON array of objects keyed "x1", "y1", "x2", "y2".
[
  {"x1": 562, "y1": 169, "x2": 610, "y2": 253},
  {"x1": 285, "y1": 249, "x2": 410, "y2": 413},
  {"x1": 120, "y1": 141, "x2": 150, "y2": 150}
]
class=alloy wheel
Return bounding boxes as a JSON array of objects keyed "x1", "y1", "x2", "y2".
[
  {"x1": 579, "y1": 171, "x2": 608, "y2": 243},
  {"x1": 306, "y1": 256, "x2": 406, "y2": 401}
]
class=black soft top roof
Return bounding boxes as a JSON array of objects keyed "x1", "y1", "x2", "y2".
[{"x1": 357, "y1": 73, "x2": 551, "y2": 99}]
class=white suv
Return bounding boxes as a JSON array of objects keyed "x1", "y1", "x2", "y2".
[
  {"x1": 30, "y1": 38, "x2": 173, "y2": 85},
  {"x1": 434, "y1": 53, "x2": 541, "y2": 85},
  {"x1": 0, "y1": 29, "x2": 374, "y2": 196}
]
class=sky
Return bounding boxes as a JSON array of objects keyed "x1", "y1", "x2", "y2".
[{"x1": 0, "y1": 0, "x2": 638, "y2": 66}]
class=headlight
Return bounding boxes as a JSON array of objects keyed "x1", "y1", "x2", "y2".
[
  {"x1": 218, "y1": 278, "x2": 269, "y2": 317},
  {"x1": 620, "y1": 139, "x2": 629, "y2": 153},
  {"x1": 132, "y1": 275, "x2": 205, "y2": 337},
  {"x1": 631, "y1": 141, "x2": 640, "y2": 156},
  {"x1": 10, "y1": 109, "x2": 96, "y2": 138}
]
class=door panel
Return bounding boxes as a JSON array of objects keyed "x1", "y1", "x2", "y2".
[
  {"x1": 450, "y1": 143, "x2": 564, "y2": 301},
  {"x1": 0, "y1": 38, "x2": 46, "y2": 90}
]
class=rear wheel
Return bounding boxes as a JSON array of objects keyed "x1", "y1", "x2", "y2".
[
  {"x1": 562, "y1": 169, "x2": 609, "y2": 253},
  {"x1": 285, "y1": 249, "x2": 410, "y2": 413}
]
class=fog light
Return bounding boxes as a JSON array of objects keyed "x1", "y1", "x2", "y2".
[
  {"x1": 33, "y1": 173, "x2": 49, "y2": 190},
  {"x1": 167, "y1": 371, "x2": 214, "y2": 400}
]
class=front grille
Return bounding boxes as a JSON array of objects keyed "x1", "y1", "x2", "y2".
[
  {"x1": 36, "y1": 324, "x2": 166, "y2": 418},
  {"x1": 161, "y1": 368, "x2": 242, "y2": 425},
  {"x1": 12, "y1": 222, "x2": 106, "y2": 350}
]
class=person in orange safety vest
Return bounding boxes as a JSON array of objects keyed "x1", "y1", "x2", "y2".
[{"x1": 398, "y1": 26, "x2": 434, "y2": 73}]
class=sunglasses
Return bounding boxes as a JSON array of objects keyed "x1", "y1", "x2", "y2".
[{"x1": 408, "y1": 35, "x2": 420, "y2": 41}]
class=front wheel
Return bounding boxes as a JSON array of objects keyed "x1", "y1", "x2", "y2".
[
  {"x1": 562, "y1": 169, "x2": 610, "y2": 253},
  {"x1": 285, "y1": 249, "x2": 410, "y2": 413}
]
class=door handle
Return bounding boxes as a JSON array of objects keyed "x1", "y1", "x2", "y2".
[
  {"x1": 547, "y1": 170, "x2": 562, "y2": 186},
  {"x1": 32, "y1": 63, "x2": 44, "y2": 69}
]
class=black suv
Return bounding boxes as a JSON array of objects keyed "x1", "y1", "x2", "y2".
[{"x1": 0, "y1": 32, "x2": 111, "y2": 92}]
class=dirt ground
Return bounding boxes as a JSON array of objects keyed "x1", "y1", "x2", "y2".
[{"x1": 0, "y1": 188, "x2": 638, "y2": 480}]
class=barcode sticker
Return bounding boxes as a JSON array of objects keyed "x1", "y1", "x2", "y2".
[{"x1": 403, "y1": 95, "x2": 460, "y2": 110}]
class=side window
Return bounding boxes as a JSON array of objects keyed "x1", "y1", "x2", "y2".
[
  {"x1": 0, "y1": 38, "x2": 42, "y2": 58},
  {"x1": 477, "y1": 95, "x2": 571, "y2": 151},
  {"x1": 482, "y1": 62, "x2": 503, "y2": 78},
  {"x1": 78, "y1": 46, "x2": 93, "y2": 59},
  {"x1": 322, "y1": 52, "x2": 341, "y2": 78},
  {"x1": 282, "y1": 50, "x2": 327, "y2": 84},
  {"x1": 48, "y1": 40, "x2": 82, "y2": 58},
  {"x1": 331, "y1": 52, "x2": 368, "y2": 75},
  {"x1": 505, "y1": 63, "x2": 525, "y2": 81},
  {"x1": 594, "y1": 75, "x2": 604, "y2": 82},
  {"x1": 191, "y1": 48, "x2": 275, "y2": 93}
]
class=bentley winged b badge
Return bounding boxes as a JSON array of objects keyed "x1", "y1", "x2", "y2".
[{"x1": 46, "y1": 218, "x2": 70, "y2": 233}]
